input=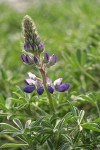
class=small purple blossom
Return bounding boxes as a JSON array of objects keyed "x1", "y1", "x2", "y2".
[
  {"x1": 24, "y1": 72, "x2": 44, "y2": 95},
  {"x1": 54, "y1": 78, "x2": 70, "y2": 92},
  {"x1": 55, "y1": 83, "x2": 70, "y2": 92}
]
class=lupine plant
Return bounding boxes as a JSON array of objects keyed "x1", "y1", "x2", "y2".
[
  {"x1": 21, "y1": 15, "x2": 70, "y2": 113},
  {"x1": 0, "y1": 15, "x2": 100, "y2": 150}
]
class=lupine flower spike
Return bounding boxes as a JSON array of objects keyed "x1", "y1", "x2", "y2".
[{"x1": 21, "y1": 15, "x2": 70, "y2": 113}]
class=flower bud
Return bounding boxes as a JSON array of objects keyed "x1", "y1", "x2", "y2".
[
  {"x1": 38, "y1": 42, "x2": 44, "y2": 52},
  {"x1": 21, "y1": 54, "x2": 33, "y2": 64},
  {"x1": 49, "y1": 54, "x2": 57, "y2": 66},
  {"x1": 43, "y1": 53, "x2": 49, "y2": 63},
  {"x1": 34, "y1": 56, "x2": 39, "y2": 65},
  {"x1": 24, "y1": 44, "x2": 32, "y2": 51}
]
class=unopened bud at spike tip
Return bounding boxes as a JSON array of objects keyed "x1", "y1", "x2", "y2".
[{"x1": 22, "y1": 15, "x2": 44, "y2": 55}]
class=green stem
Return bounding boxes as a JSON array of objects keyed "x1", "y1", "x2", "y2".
[
  {"x1": 39, "y1": 68, "x2": 55, "y2": 114},
  {"x1": 96, "y1": 102, "x2": 100, "y2": 117}
]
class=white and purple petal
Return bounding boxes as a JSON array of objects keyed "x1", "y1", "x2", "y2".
[
  {"x1": 37, "y1": 87, "x2": 44, "y2": 95},
  {"x1": 46, "y1": 78, "x2": 52, "y2": 86},
  {"x1": 24, "y1": 85, "x2": 35, "y2": 93},
  {"x1": 28, "y1": 72, "x2": 36, "y2": 80},
  {"x1": 54, "y1": 78, "x2": 63, "y2": 86},
  {"x1": 55, "y1": 83, "x2": 70, "y2": 92},
  {"x1": 24, "y1": 78, "x2": 35, "y2": 85},
  {"x1": 37, "y1": 80, "x2": 43, "y2": 88}
]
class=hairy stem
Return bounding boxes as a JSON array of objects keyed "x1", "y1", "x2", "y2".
[{"x1": 39, "y1": 68, "x2": 55, "y2": 113}]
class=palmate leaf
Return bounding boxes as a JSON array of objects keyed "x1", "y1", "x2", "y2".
[{"x1": 0, "y1": 143, "x2": 28, "y2": 149}]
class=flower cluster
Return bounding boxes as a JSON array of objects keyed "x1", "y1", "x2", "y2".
[
  {"x1": 24, "y1": 72, "x2": 70, "y2": 95},
  {"x1": 21, "y1": 15, "x2": 70, "y2": 96},
  {"x1": 21, "y1": 52, "x2": 57, "y2": 67}
]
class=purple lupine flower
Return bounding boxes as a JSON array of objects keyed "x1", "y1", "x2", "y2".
[
  {"x1": 24, "y1": 85, "x2": 35, "y2": 93},
  {"x1": 54, "y1": 78, "x2": 70, "y2": 92},
  {"x1": 34, "y1": 56, "x2": 39, "y2": 65},
  {"x1": 37, "y1": 87, "x2": 44, "y2": 95},
  {"x1": 36, "y1": 80, "x2": 44, "y2": 95},
  {"x1": 46, "y1": 77, "x2": 54, "y2": 94},
  {"x1": 49, "y1": 54, "x2": 57, "y2": 66},
  {"x1": 47, "y1": 86, "x2": 54, "y2": 94},
  {"x1": 38, "y1": 42, "x2": 44, "y2": 51},
  {"x1": 55, "y1": 83, "x2": 70, "y2": 92},
  {"x1": 24, "y1": 72, "x2": 36, "y2": 93},
  {"x1": 44, "y1": 53, "x2": 50, "y2": 63}
]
